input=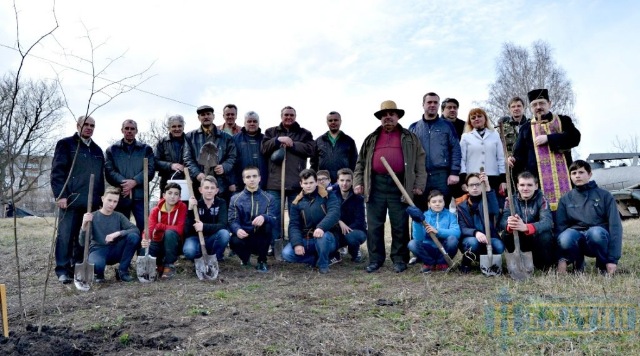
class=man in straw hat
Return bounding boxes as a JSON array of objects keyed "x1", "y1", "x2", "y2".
[
  {"x1": 354, "y1": 100, "x2": 426, "y2": 273},
  {"x1": 509, "y1": 89, "x2": 581, "y2": 213}
]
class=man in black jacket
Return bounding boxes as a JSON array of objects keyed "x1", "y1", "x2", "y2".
[
  {"x1": 51, "y1": 116, "x2": 105, "y2": 283},
  {"x1": 105, "y1": 119, "x2": 155, "y2": 234},
  {"x1": 310, "y1": 111, "x2": 358, "y2": 182},
  {"x1": 155, "y1": 115, "x2": 186, "y2": 194}
]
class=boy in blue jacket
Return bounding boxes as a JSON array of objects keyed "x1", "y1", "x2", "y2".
[
  {"x1": 457, "y1": 172, "x2": 504, "y2": 273},
  {"x1": 407, "y1": 190, "x2": 460, "y2": 273}
]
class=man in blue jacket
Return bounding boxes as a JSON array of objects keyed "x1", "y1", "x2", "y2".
[
  {"x1": 51, "y1": 116, "x2": 105, "y2": 284},
  {"x1": 105, "y1": 119, "x2": 155, "y2": 234},
  {"x1": 282, "y1": 169, "x2": 340, "y2": 274},
  {"x1": 409, "y1": 92, "x2": 461, "y2": 210},
  {"x1": 228, "y1": 166, "x2": 277, "y2": 272},
  {"x1": 232, "y1": 111, "x2": 268, "y2": 191},
  {"x1": 556, "y1": 160, "x2": 623, "y2": 276}
]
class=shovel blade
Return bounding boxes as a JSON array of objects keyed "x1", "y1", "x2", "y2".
[
  {"x1": 195, "y1": 254, "x2": 219, "y2": 281},
  {"x1": 480, "y1": 254, "x2": 503, "y2": 276},
  {"x1": 505, "y1": 250, "x2": 534, "y2": 281},
  {"x1": 74, "y1": 262, "x2": 94, "y2": 291},
  {"x1": 136, "y1": 254, "x2": 157, "y2": 283},
  {"x1": 273, "y1": 238, "x2": 284, "y2": 262}
]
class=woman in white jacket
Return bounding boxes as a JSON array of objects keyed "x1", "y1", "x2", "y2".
[{"x1": 460, "y1": 108, "x2": 506, "y2": 195}]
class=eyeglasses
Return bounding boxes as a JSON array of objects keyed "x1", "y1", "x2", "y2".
[
  {"x1": 318, "y1": 177, "x2": 329, "y2": 182},
  {"x1": 468, "y1": 183, "x2": 482, "y2": 188}
]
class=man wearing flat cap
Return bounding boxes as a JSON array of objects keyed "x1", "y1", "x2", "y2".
[
  {"x1": 510, "y1": 89, "x2": 580, "y2": 213},
  {"x1": 184, "y1": 105, "x2": 238, "y2": 200},
  {"x1": 354, "y1": 100, "x2": 427, "y2": 273}
]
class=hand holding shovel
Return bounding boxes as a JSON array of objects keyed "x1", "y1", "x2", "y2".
[
  {"x1": 479, "y1": 168, "x2": 502, "y2": 276},
  {"x1": 185, "y1": 173, "x2": 219, "y2": 281}
]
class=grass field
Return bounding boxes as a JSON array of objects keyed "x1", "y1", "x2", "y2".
[{"x1": 0, "y1": 217, "x2": 639, "y2": 355}]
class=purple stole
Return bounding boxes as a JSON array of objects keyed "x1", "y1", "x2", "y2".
[{"x1": 531, "y1": 114, "x2": 571, "y2": 211}]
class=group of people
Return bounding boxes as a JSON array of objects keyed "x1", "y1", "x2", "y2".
[{"x1": 50, "y1": 88, "x2": 623, "y2": 284}]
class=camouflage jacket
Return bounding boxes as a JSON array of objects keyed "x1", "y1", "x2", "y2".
[{"x1": 497, "y1": 116, "x2": 528, "y2": 156}]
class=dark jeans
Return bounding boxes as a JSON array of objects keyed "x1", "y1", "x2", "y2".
[
  {"x1": 229, "y1": 225, "x2": 271, "y2": 264},
  {"x1": 459, "y1": 236, "x2": 505, "y2": 265},
  {"x1": 148, "y1": 230, "x2": 181, "y2": 267},
  {"x1": 183, "y1": 229, "x2": 231, "y2": 261},
  {"x1": 366, "y1": 174, "x2": 410, "y2": 265},
  {"x1": 267, "y1": 189, "x2": 300, "y2": 245},
  {"x1": 282, "y1": 232, "x2": 336, "y2": 269},
  {"x1": 503, "y1": 230, "x2": 555, "y2": 270},
  {"x1": 55, "y1": 206, "x2": 89, "y2": 277},
  {"x1": 115, "y1": 196, "x2": 145, "y2": 233},
  {"x1": 337, "y1": 229, "x2": 367, "y2": 258},
  {"x1": 88, "y1": 232, "x2": 141, "y2": 276},
  {"x1": 557, "y1": 227, "x2": 610, "y2": 271},
  {"x1": 408, "y1": 235, "x2": 459, "y2": 266}
]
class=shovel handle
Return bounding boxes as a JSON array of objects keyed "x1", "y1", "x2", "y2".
[
  {"x1": 184, "y1": 173, "x2": 210, "y2": 257},
  {"x1": 82, "y1": 174, "x2": 95, "y2": 279},
  {"x1": 498, "y1": 122, "x2": 522, "y2": 252},
  {"x1": 280, "y1": 146, "x2": 286, "y2": 240},
  {"x1": 380, "y1": 157, "x2": 454, "y2": 266},
  {"x1": 479, "y1": 167, "x2": 493, "y2": 258},
  {"x1": 143, "y1": 158, "x2": 150, "y2": 257}
]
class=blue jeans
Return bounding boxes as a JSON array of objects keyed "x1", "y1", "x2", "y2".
[
  {"x1": 183, "y1": 229, "x2": 230, "y2": 261},
  {"x1": 557, "y1": 227, "x2": 610, "y2": 270},
  {"x1": 282, "y1": 232, "x2": 336, "y2": 269},
  {"x1": 88, "y1": 232, "x2": 141, "y2": 276},
  {"x1": 267, "y1": 189, "x2": 300, "y2": 245},
  {"x1": 459, "y1": 236, "x2": 505, "y2": 265},
  {"x1": 148, "y1": 230, "x2": 181, "y2": 266},
  {"x1": 408, "y1": 235, "x2": 459, "y2": 266},
  {"x1": 337, "y1": 229, "x2": 367, "y2": 258}
]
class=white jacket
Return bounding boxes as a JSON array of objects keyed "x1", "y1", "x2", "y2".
[{"x1": 460, "y1": 129, "x2": 505, "y2": 176}]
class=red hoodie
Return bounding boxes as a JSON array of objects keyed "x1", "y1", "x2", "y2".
[{"x1": 148, "y1": 198, "x2": 187, "y2": 242}]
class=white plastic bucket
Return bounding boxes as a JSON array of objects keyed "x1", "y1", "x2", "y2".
[{"x1": 167, "y1": 171, "x2": 190, "y2": 200}]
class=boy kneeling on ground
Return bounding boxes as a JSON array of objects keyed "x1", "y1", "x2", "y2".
[
  {"x1": 147, "y1": 182, "x2": 187, "y2": 279},
  {"x1": 80, "y1": 187, "x2": 141, "y2": 282},
  {"x1": 499, "y1": 171, "x2": 554, "y2": 270},
  {"x1": 283, "y1": 169, "x2": 340, "y2": 274},
  {"x1": 556, "y1": 160, "x2": 623, "y2": 275},
  {"x1": 228, "y1": 166, "x2": 277, "y2": 272}
]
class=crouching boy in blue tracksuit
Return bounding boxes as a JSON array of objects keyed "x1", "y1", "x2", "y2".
[{"x1": 406, "y1": 189, "x2": 460, "y2": 273}]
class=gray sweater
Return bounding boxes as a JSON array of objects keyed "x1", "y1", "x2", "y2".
[{"x1": 80, "y1": 211, "x2": 140, "y2": 250}]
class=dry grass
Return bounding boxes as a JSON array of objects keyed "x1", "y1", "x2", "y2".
[{"x1": 0, "y1": 217, "x2": 639, "y2": 355}]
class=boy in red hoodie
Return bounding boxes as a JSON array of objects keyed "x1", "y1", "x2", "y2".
[{"x1": 147, "y1": 182, "x2": 187, "y2": 279}]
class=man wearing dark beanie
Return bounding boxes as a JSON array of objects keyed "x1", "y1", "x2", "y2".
[{"x1": 510, "y1": 89, "x2": 581, "y2": 214}]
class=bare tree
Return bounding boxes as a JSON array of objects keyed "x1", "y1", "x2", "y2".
[
  {"x1": 0, "y1": 76, "x2": 63, "y2": 206},
  {"x1": 612, "y1": 134, "x2": 640, "y2": 153},
  {"x1": 484, "y1": 40, "x2": 576, "y2": 123}
]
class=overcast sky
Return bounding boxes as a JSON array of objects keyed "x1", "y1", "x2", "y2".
[{"x1": 0, "y1": 0, "x2": 638, "y2": 158}]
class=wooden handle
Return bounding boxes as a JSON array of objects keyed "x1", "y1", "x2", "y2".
[
  {"x1": 82, "y1": 175, "x2": 95, "y2": 264},
  {"x1": 280, "y1": 147, "x2": 286, "y2": 238},
  {"x1": 184, "y1": 173, "x2": 209, "y2": 254},
  {"x1": 143, "y1": 158, "x2": 149, "y2": 254},
  {"x1": 498, "y1": 122, "x2": 521, "y2": 249},
  {"x1": 479, "y1": 167, "x2": 493, "y2": 256}
]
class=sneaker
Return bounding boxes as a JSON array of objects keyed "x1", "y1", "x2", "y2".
[
  {"x1": 393, "y1": 262, "x2": 408, "y2": 273},
  {"x1": 366, "y1": 262, "x2": 381, "y2": 273},
  {"x1": 338, "y1": 247, "x2": 348, "y2": 256},
  {"x1": 421, "y1": 264, "x2": 433, "y2": 273},
  {"x1": 241, "y1": 260, "x2": 252, "y2": 268},
  {"x1": 435, "y1": 264, "x2": 449, "y2": 271},
  {"x1": 94, "y1": 274, "x2": 105, "y2": 283},
  {"x1": 58, "y1": 274, "x2": 72, "y2": 284},
  {"x1": 256, "y1": 262, "x2": 268, "y2": 273},
  {"x1": 319, "y1": 266, "x2": 329, "y2": 274},
  {"x1": 161, "y1": 265, "x2": 176, "y2": 280},
  {"x1": 267, "y1": 247, "x2": 274, "y2": 256},
  {"x1": 408, "y1": 257, "x2": 419, "y2": 266},
  {"x1": 459, "y1": 265, "x2": 471, "y2": 274},
  {"x1": 351, "y1": 249, "x2": 363, "y2": 263},
  {"x1": 329, "y1": 253, "x2": 342, "y2": 266},
  {"x1": 115, "y1": 269, "x2": 134, "y2": 282}
]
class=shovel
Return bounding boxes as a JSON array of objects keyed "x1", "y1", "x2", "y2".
[
  {"x1": 273, "y1": 146, "x2": 286, "y2": 261},
  {"x1": 185, "y1": 173, "x2": 218, "y2": 280},
  {"x1": 74, "y1": 174, "x2": 95, "y2": 291},
  {"x1": 479, "y1": 167, "x2": 502, "y2": 276},
  {"x1": 380, "y1": 157, "x2": 456, "y2": 271},
  {"x1": 136, "y1": 158, "x2": 157, "y2": 282},
  {"x1": 499, "y1": 123, "x2": 534, "y2": 281},
  {"x1": 198, "y1": 141, "x2": 219, "y2": 176}
]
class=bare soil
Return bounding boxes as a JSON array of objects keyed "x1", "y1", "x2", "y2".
[{"x1": 1, "y1": 217, "x2": 640, "y2": 355}]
